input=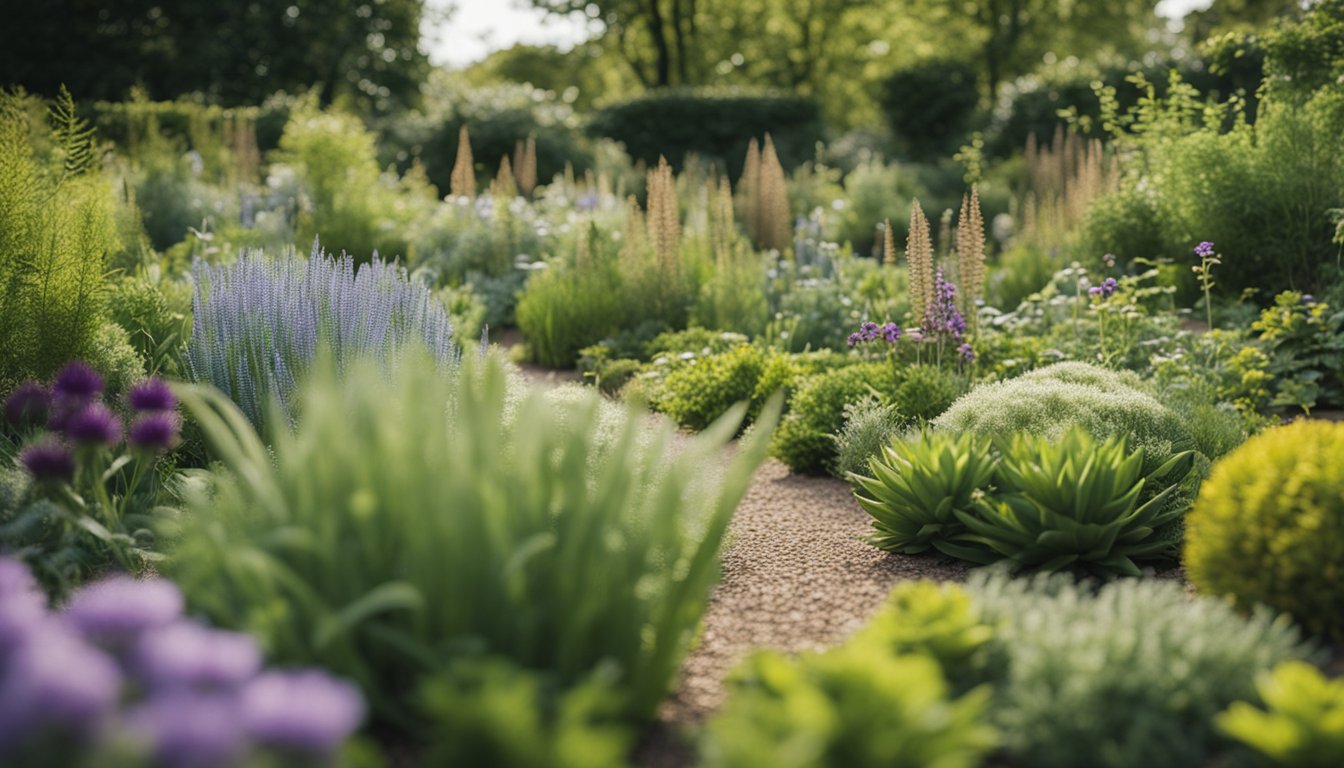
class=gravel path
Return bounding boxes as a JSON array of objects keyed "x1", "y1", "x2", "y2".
[{"x1": 635, "y1": 459, "x2": 971, "y2": 768}]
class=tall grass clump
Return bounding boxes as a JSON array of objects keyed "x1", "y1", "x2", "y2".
[
  {"x1": 169, "y1": 352, "x2": 778, "y2": 733},
  {"x1": 186, "y1": 245, "x2": 457, "y2": 427},
  {"x1": 0, "y1": 88, "x2": 120, "y2": 391}
]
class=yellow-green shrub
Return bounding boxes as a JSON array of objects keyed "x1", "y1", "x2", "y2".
[
  {"x1": 1185, "y1": 420, "x2": 1344, "y2": 641},
  {"x1": 1217, "y1": 660, "x2": 1344, "y2": 768}
]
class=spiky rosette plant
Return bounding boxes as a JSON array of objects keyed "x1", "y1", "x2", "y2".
[
  {"x1": 850, "y1": 431, "x2": 997, "y2": 556},
  {"x1": 957, "y1": 428, "x2": 1195, "y2": 577}
]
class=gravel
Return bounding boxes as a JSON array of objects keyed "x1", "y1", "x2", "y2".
[{"x1": 635, "y1": 458, "x2": 971, "y2": 767}]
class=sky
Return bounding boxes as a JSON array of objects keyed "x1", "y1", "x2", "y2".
[{"x1": 426, "y1": 0, "x2": 1216, "y2": 69}]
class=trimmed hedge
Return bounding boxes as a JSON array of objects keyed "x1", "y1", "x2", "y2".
[{"x1": 591, "y1": 88, "x2": 826, "y2": 172}]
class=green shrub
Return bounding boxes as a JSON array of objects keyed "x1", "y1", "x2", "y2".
[
  {"x1": 833, "y1": 397, "x2": 905, "y2": 480},
  {"x1": 418, "y1": 658, "x2": 629, "y2": 768},
  {"x1": 1217, "y1": 660, "x2": 1344, "y2": 768},
  {"x1": 106, "y1": 275, "x2": 190, "y2": 377},
  {"x1": 1251, "y1": 291, "x2": 1344, "y2": 412},
  {"x1": 772, "y1": 363, "x2": 892, "y2": 475},
  {"x1": 591, "y1": 88, "x2": 825, "y2": 172},
  {"x1": 967, "y1": 571, "x2": 1314, "y2": 768},
  {"x1": 657, "y1": 345, "x2": 782, "y2": 430},
  {"x1": 851, "y1": 431, "x2": 997, "y2": 556},
  {"x1": 879, "y1": 58, "x2": 981, "y2": 161},
  {"x1": 276, "y1": 102, "x2": 432, "y2": 260},
  {"x1": 1185, "y1": 420, "x2": 1344, "y2": 642},
  {"x1": 170, "y1": 352, "x2": 777, "y2": 731},
  {"x1": 848, "y1": 582, "x2": 995, "y2": 693},
  {"x1": 891, "y1": 364, "x2": 962, "y2": 422},
  {"x1": 701, "y1": 645, "x2": 995, "y2": 768},
  {"x1": 933, "y1": 362, "x2": 1196, "y2": 465}
]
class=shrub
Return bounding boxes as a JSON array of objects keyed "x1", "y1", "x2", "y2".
[
  {"x1": 1184, "y1": 420, "x2": 1344, "y2": 642},
  {"x1": 186, "y1": 247, "x2": 458, "y2": 429},
  {"x1": 966, "y1": 571, "x2": 1314, "y2": 768},
  {"x1": 591, "y1": 88, "x2": 825, "y2": 172},
  {"x1": 701, "y1": 646, "x2": 995, "y2": 768},
  {"x1": 848, "y1": 582, "x2": 995, "y2": 693},
  {"x1": 933, "y1": 362, "x2": 1196, "y2": 465},
  {"x1": 891, "y1": 364, "x2": 962, "y2": 422},
  {"x1": 772, "y1": 363, "x2": 892, "y2": 475},
  {"x1": 0, "y1": 559, "x2": 363, "y2": 767},
  {"x1": 170, "y1": 352, "x2": 778, "y2": 731},
  {"x1": 106, "y1": 276, "x2": 191, "y2": 378},
  {"x1": 879, "y1": 58, "x2": 981, "y2": 161},
  {"x1": 850, "y1": 431, "x2": 997, "y2": 556},
  {"x1": 656, "y1": 345, "x2": 781, "y2": 430},
  {"x1": 1217, "y1": 660, "x2": 1344, "y2": 768},
  {"x1": 833, "y1": 397, "x2": 905, "y2": 480},
  {"x1": 0, "y1": 89, "x2": 119, "y2": 392},
  {"x1": 1251, "y1": 291, "x2": 1344, "y2": 412}
]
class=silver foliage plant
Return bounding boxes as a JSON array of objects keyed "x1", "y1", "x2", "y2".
[{"x1": 187, "y1": 241, "x2": 458, "y2": 425}]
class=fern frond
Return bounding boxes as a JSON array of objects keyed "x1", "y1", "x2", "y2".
[{"x1": 50, "y1": 85, "x2": 97, "y2": 180}]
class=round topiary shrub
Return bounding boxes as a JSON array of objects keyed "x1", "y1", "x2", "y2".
[
  {"x1": 772, "y1": 363, "x2": 892, "y2": 475},
  {"x1": 1184, "y1": 419, "x2": 1344, "y2": 642}
]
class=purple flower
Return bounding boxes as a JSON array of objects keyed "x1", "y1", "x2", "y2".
[
  {"x1": 1088, "y1": 286, "x2": 1103, "y2": 297},
  {"x1": 4, "y1": 382, "x2": 50, "y2": 429},
  {"x1": 882, "y1": 323, "x2": 901, "y2": 343},
  {"x1": 134, "y1": 622, "x2": 263, "y2": 690},
  {"x1": 240, "y1": 670, "x2": 364, "y2": 755},
  {"x1": 64, "y1": 576, "x2": 184, "y2": 645},
  {"x1": 1090, "y1": 277, "x2": 1118, "y2": 300},
  {"x1": 62, "y1": 403, "x2": 122, "y2": 447},
  {"x1": 126, "y1": 691, "x2": 247, "y2": 768},
  {"x1": 128, "y1": 412, "x2": 182, "y2": 454},
  {"x1": 1194, "y1": 241, "x2": 1216, "y2": 258},
  {"x1": 19, "y1": 438, "x2": 74, "y2": 483},
  {"x1": 0, "y1": 630, "x2": 122, "y2": 751},
  {"x1": 0, "y1": 559, "x2": 48, "y2": 657},
  {"x1": 128, "y1": 379, "x2": 177, "y2": 413},
  {"x1": 860, "y1": 322, "x2": 880, "y2": 341},
  {"x1": 0, "y1": 556, "x2": 39, "y2": 599},
  {"x1": 959, "y1": 343, "x2": 976, "y2": 363},
  {"x1": 52, "y1": 362, "x2": 104, "y2": 402},
  {"x1": 847, "y1": 332, "x2": 862, "y2": 348}
]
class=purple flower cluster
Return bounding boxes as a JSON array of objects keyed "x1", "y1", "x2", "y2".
[
  {"x1": 1089, "y1": 277, "x2": 1118, "y2": 299},
  {"x1": 0, "y1": 557, "x2": 364, "y2": 766},
  {"x1": 847, "y1": 321, "x2": 901, "y2": 348},
  {"x1": 5, "y1": 363, "x2": 184, "y2": 483},
  {"x1": 1194, "y1": 241, "x2": 1216, "y2": 258},
  {"x1": 924, "y1": 268, "x2": 967, "y2": 342}
]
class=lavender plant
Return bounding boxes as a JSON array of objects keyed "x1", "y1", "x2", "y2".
[
  {"x1": 187, "y1": 243, "x2": 458, "y2": 427},
  {"x1": 0, "y1": 557, "x2": 364, "y2": 767}
]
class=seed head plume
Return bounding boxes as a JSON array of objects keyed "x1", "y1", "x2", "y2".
[{"x1": 449, "y1": 125, "x2": 476, "y2": 198}]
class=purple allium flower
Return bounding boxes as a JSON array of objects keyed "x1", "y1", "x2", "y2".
[
  {"x1": 240, "y1": 671, "x2": 364, "y2": 755},
  {"x1": 52, "y1": 362, "x2": 104, "y2": 402},
  {"x1": 128, "y1": 379, "x2": 177, "y2": 413},
  {"x1": 126, "y1": 691, "x2": 247, "y2": 768},
  {"x1": 0, "y1": 559, "x2": 48, "y2": 657},
  {"x1": 62, "y1": 403, "x2": 122, "y2": 447},
  {"x1": 4, "y1": 382, "x2": 50, "y2": 429},
  {"x1": 19, "y1": 438, "x2": 75, "y2": 483},
  {"x1": 882, "y1": 323, "x2": 901, "y2": 343},
  {"x1": 134, "y1": 622, "x2": 263, "y2": 690},
  {"x1": 128, "y1": 412, "x2": 182, "y2": 454},
  {"x1": 860, "y1": 322, "x2": 880, "y2": 341},
  {"x1": 1194, "y1": 241, "x2": 1216, "y2": 258},
  {"x1": 0, "y1": 631, "x2": 122, "y2": 751},
  {"x1": 64, "y1": 576, "x2": 184, "y2": 645},
  {"x1": 959, "y1": 343, "x2": 976, "y2": 363}
]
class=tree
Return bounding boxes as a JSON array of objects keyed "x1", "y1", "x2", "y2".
[
  {"x1": 0, "y1": 0, "x2": 433, "y2": 111},
  {"x1": 528, "y1": 0, "x2": 715, "y2": 87},
  {"x1": 1185, "y1": 0, "x2": 1306, "y2": 41},
  {"x1": 899, "y1": 0, "x2": 1162, "y2": 98}
]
